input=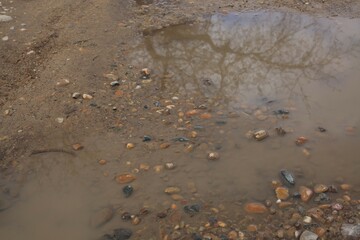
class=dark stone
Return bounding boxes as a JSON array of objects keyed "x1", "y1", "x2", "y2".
[
  {"x1": 156, "y1": 212, "x2": 167, "y2": 218},
  {"x1": 280, "y1": 169, "x2": 295, "y2": 186},
  {"x1": 273, "y1": 109, "x2": 290, "y2": 115},
  {"x1": 314, "y1": 193, "x2": 331, "y2": 203},
  {"x1": 318, "y1": 127, "x2": 326, "y2": 132},
  {"x1": 121, "y1": 212, "x2": 132, "y2": 221},
  {"x1": 113, "y1": 228, "x2": 132, "y2": 240},
  {"x1": 173, "y1": 137, "x2": 189, "y2": 142},
  {"x1": 192, "y1": 233, "x2": 203, "y2": 240},
  {"x1": 184, "y1": 204, "x2": 200, "y2": 214},
  {"x1": 143, "y1": 135, "x2": 152, "y2": 142},
  {"x1": 122, "y1": 185, "x2": 134, "y2": 198}
]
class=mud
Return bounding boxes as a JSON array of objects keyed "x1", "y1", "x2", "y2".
[{"x1": 1, "y1": 0, "x2": 360, "y2": 240}]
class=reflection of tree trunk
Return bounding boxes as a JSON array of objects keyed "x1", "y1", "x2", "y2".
[{"x1": 134, "y1": 11, "x2": 359, "y2": 111}]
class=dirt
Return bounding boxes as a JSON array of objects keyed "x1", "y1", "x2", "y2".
[{"x1": 1, "y1": 0, "x2": 360, "y2": 239}]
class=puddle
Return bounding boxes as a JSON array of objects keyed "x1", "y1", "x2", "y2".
[{"x1": 1, "y1": 11, "x2": 360, "y2": 240}]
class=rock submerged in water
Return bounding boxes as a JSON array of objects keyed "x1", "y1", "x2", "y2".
[
  {"x1": 100, "y1": 228, "x2": 132, "y2": 240},
  {"x1": 244, "y1": 203, "x2": 268, "y2": 214},
  {"x1": 280, "y1": 169, "x2": 295, "y2": 186},
  {"x1": 299, "y1": 186, "x2": 313, "y2": 202}
]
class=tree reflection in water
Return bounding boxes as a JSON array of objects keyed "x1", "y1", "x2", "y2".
[{"x1": 131, "y1": 11, "x2": 360, "y2": 111}]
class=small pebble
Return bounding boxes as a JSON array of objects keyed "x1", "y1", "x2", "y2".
[{"x1": 207, "y1": 152, "x2": 220, "y2": 160}]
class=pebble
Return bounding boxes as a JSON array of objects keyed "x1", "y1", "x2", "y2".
[
  {"x1": 115, "y1": 174, "x2": 136, "y2": 184},
  {"x1": 72, "y1": 92, "x2": 81, "y2": 99},
  {"x1": 131, "y1": 216, "x2": 140, "y2": 225},
  {"x1": 82, "y1": 93, "x2": 93, "y2": 100},
  {"x1": 189, "y1": 131, "x2": 198, "y2": 138},
  {"x1": 164, "y1": 187, "x2": 181, "y2": 194},
  {"x1": 299, "y1": 186, "x2": 313, "y2": 202},
  {"x1": 340, "y1": 184, "x2": 351, "y2": 191},
  {"x1": 207, "y1": 152, "x2": 220, "y2": 161},
  {"x1": 139, "y1": 163, "x2": 150, "y2": 171},
  {"x1": 112, "y1": 228, "x2": 132, "y2": 240},
  {"x1": 160, "y1": 142, "x2": 171, "y2": 149},
  {"x1": 200, "y1": 113, "x2": 212, "y2": 119},
  {"x1": 228, "y1": 230, "x2": 238, "y2": 239},
  {"x1": 275, "y1": 186, "x2": 289, "y2": 200},
  {"x1": 280, "y1": 169, "x2": 295, "y2": 186},
  {"x1": 90, "y1": 207, "x2": 113, "y2": 228},
  {"x1": 244, "y1": 202, "x2": 268, "y2": 214},
  {"x1": 295, "y1": 136, "x2": 308, "y2": 145},
  {"x1": 276, "y1": 127, "x2": 286, "y2": 135},
  {"x1": 299, "y1": 230, "x2": 318, "y2": 240},
  {"x1": 98, "y1": 159, "x2": 107, "y2": 165},
  {"x1": 164, "y1": 162, "x2": 176, "y2": 170},
  {"x1": 0, "y1": 14, "x2": 12, "y2": 22},
  {"x1": 126, "y1": 143, "x2": 135, "y2": 149},
  {"x1": 122, "y1": 185, "x2": 134, "y2": 198},
  {"x1": 315, "y1": 227, "x2": 326, "y2": 237},
  {"x1": 254, "y1": 130, "x2": 268, "y2": 141},
  {"x1": 314, "y1": 193, "x2": 331, "y2": 203},
  {"x1": 110, "y1": 81, "x2": 120, "y2": 86},
  {"x1": 171, "y1": 194, "x2": 183, "y2": 201},
  {"x1": 56, "y1": 79, "x2": 70, "y2": 87},
  {"x1": 314, "y1": 184, "x2": 328, "y2": 193},
  {"x1": 303, "y1": 216, "x2": 312, "y2": 224},
  {"x1": 143, "y1": 135, "x2": 152, "y2": 142},
  {"x1": 72, "y1": 143, "x2": 83, "y2": 150},
  {"x1": 185, "y1": 109, "x2": 199, "y2": 117},
  {"x1": 55, "y1": 117, "x2": 64, "y2": 123},
  {"x1": 2, "y1": 36, "x2": 8, "y2": 41}
]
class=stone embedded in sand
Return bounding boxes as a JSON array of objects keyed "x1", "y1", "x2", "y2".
[
  {"x1": 171, "y1": 194, "x2": 183, "y2": 201},
  {"x1": 299, "y1": 186, "x2": 313, "y2": 202},
  {"x1": 72, "y1": 143, "x2": 83, "y2": 151},
  {"x1": 314, "y1": 184, "x2": 328, "y2": 193},
  {"x1": 340, "y1": 184, "x2": 351, "y2": 191},
  {"x1": 278, "y1": 201, "x2": 293, "y2": 208},
  {"x1": 207, "y1": 152, "x2": 220, "y2": 161},
  {"x1": 200, "y1": 113, "x2": 212, "y2": 119},
  {"x1": 254, "y1": 130, "x2": 268, "y2": 141},
  {"x1": 164, "y1": 187, "x2": 181, "y2": 194},
  {"x1": 160, "y1": 142, "x2": 171, "y2": 149},
  {"x1": 116, "y1": 173, "x2": 136, "y2": 184},
  {"x1": 98, "y1": 159, "x2": 107, "y2": 165},
  {"x1": 275, "y1": 186, "x2": 290, "y2": 200},
  {"x1": 126, "y1": 143, "x2": 135, "y2": 149},
  {"x1": 185, "y1": 109, "x2": 199, "y2": 117},
  {"x1": 244, "y1": 203, "x2": 268, "y2": 214}
]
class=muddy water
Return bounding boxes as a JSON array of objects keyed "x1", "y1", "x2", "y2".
[{"x1": 1, "y1": 11, "x2": 360, "y2": 239}]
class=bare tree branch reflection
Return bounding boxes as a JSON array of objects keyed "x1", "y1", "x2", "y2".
[{"x1": 130, "y1": 11, "x2": 360, "y2": 111}]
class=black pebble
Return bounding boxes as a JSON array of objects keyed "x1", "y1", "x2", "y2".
[
  {"x1": 318, "y1": 127, "x2": 327, "y2": 132},
  {"x1": 113, "y1": 228, "x2": 132, "y2": 240},
  {"x1": 122, "y1": 185, "x2": 134, "y2": 198}
]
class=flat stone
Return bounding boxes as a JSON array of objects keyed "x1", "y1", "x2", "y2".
[
  {"x1": 115, "y1": 174, "x2": 136, "y2": 184},
  {"x1": 314, "y1": 184, "x2": 328, "y2": 193},
  {"x1": 244, "y1": 202, "x2": 268, "y2": 214},
  {"x1": 300, "y1": 230, "x2": 318, "y2": 240},
  {"x1": 341, "y1": 224, "x2": 360, "y2": 239},
  {"x1": 164, "y1": 187, "x2": 181, "y2": 194},
  {"x1": 113, "y1": 228, "x2": 132, "y2": 240},
  {"x1": 0, "y1": 15, "x2": 12, "y2": 22},
  {"x1": 275, "y1": 186, "x2": 289, "y2": 200}
]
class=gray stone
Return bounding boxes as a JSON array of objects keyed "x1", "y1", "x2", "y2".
[
  {"x1": 300, "y1": 230, "x2": 318, "y2": 240},
  {"x1": 341, "y1": 224, "x2": 360, "y2": 239},
  {"x1": 0, "y1": 15, "x2": 12, "y2": 22}
]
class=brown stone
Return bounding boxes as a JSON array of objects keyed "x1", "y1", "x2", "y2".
[
  {"x1": 228, "y1": 230, "x2": 238, "y2": 240},
  {"x1": 98, "y1": 159, "x2": 107, "y2": 165},
  {"x1": 72, "y1": 143, "x2": 83, "y2": 151},
  {"x1": 314, "y1": 184, "x2": 328, "y2": 193},
  {"x1": 275, "y1": 187, "x2": 289, "y2": 200},
  {"x1": 132, "y1": 216, "x2": 141, "y2": 225},
  {"x1": 340, "y1": 184, "x2": 352, "y2": 191},
  {"x1": 200, "y1": 113, "x2": 212, "y2": 119},
  {"x1": 278, "y1": 201, "x2": 293, "y2": 208},
  {"x1": 299, "y1": 186, "x2": 313, "y2": 202},
  {"x1": 126, "y1": 143, "x2": 135, "y2": 149},
  {"x1": 247, "y1": 224, "x2": 257, "y2": 232},
  {"x1": 171, "y1": 194, "x2": 183, "y2": 201},
  {"x1": 160, "y1": 142, "x2": 171, "y2": 149},
  {"x1": 164, "y1": 187, "x2": 181, "y2": 194},
  {"x1": 116, "y1": 173, "x2": 136, "y2": 184},
  {"x1": 315, "y1": 227, "x2": 326, "y2": 237},
  {"x1": 244, "y1": 203, "x2": 268, "y2": 214},
  {"x1": 185, "y1": 109, "x2": 199, "y2": 117},
  {"x1": 139, "y1": 163, "x2": 150, "y2": 171},
  {"x1": 189, "y1": 131, "x2": 198, "y2": 138},
  {"x1": 295, "y1": 136, "x2": 308, "y2": 145}
]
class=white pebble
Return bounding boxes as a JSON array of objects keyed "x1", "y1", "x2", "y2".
[{"x1": 2, "y1": 36, "x2": 8, "y2": 41}]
